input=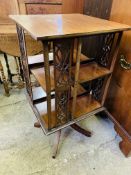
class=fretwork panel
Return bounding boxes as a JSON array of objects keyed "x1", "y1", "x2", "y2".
[
  {"x1": 53, "y1": 39, "x2": 73, "y2": 127},
  {"x1": 97, "y1": 32, "x2": 115, "y2": 67},
  {"x1": 16, "y1": 24, "x2": 32, "y2": 99}
]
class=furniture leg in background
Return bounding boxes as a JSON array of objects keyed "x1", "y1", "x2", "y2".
[
  {"x1": 4, "y1": 52, "x2": 13, "y2": 84},
  {"x1": 18, "y1": 57, "x2": 24, "y2": 81},
  {"x1": 0, "y1": 60, "x2": 10, "y2": 96},
  {"x1": 14, "y1": 56, "x2": 24, "y2": 89}
]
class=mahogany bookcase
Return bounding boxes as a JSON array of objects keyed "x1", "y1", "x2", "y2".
[{"x1": 10, "y1": 14, "x2": 130, "y2": 158}]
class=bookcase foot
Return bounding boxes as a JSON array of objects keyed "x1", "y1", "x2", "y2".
[
  {"x1": 51, "y1": 130, "x2": 61, "y2": 159},
  {"x1": 34, "y1": 121, "x2": 41, "y2": 128},
  {"x1": 71, "y1": 124, "x2": 92, "y2": 137},
  {"x1": 34, "y1": 121, "x2": 61, "y2": 158}
]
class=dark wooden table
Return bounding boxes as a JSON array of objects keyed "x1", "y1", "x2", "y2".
[{"x1": 0, "y1": 17, "x2": 43, "y2": 94}]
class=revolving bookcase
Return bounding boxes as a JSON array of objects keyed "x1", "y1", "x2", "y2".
[{"x1": 10, "y1": 14, "x2": 130, "y2": 158}]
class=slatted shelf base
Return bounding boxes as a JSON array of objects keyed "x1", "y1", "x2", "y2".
[{"x1": 34, "y1": 95, "x2": 101, "y2": 129}]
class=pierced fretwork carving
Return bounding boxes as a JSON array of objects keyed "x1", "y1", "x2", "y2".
[
  {"x1": 16, "y1": 24, "x2": 32, "y2": 99},
  {"x1": 92, "y1": 77, "x2": 105, "y2": 101},
  {"x1": 98, "y1": 33, "x2": 115, "y2": 67},
  {"x1": 53, "y1": 39, "x2": 73, "y2": 126}
]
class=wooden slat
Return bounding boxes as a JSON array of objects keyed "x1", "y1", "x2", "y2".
[
  {"x1": 72, "y1": 62, "x2": 111, "y2": 83},
  {"x1": 72, "y1": 38, "x2": 82, "y2": 116},
  {"x1": 42, "y1": 41, "x2": 52, "y2": 130},
  {"x1": 35, "y1": 94, "x2": 101, "y2": 129}
]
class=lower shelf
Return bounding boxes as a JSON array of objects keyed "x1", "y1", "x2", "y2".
[
  {"x1": 34, "y1": 94, "x2": 101, "y2": 130},
  {"x1": 32, "y1": 84, "x2": 87, "y2": 104}
]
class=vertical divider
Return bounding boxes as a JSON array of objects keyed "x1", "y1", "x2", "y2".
[
  {"x1": 53, "y1": 38, "x2": 74, "y2": 127},
  {"x1": 68, "y1": 39, "x2": 74, "y2": 121},
  {"x1": 101, "y1": 31, "x2": 123, "y2": 106},
  {"x1": 72, "y1": 38, "x2": 82, "y2": 117},
  {"x1": 42, "y1": 41, "x2": 52, "y2": 130},
  {"x1": 110, "y1": 32, "x2": 123, "y2": 72}
]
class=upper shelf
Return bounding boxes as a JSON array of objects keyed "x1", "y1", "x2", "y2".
[
  {"x1": 31, "y1": 61, "x2": 111, "y2": 92},
  {"x1": 10, "y1": 14, "x2": 131, "y2": 40},
  {"x1": 71, "y1": 62, "x2": 111, "y2": 83}
]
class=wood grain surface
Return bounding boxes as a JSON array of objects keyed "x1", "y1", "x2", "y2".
[{"x1": 10, "y1": 14, "x2": 131, "y2": 40}]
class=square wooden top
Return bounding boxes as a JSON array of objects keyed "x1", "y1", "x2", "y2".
[{"x1": 10, "y1": 14, "x2": 131, "y2": 40}]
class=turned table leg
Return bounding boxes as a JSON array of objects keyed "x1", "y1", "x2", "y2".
[
  {"x1": 14, "y1": 56, "x2": 24, "y2": 89},
  {"x1": 0, "y1": 60, "x2": 10, "y2": 96},
  {"x1": 4, "y1": 53, "x2": 13, "y2": 84},
  {"x1": 18, "y1": 57, "x2": 24, "y2": 81}
]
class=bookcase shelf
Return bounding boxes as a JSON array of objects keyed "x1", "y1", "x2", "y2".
[
  {"x1": 32, "y1": 83, "x2": 87, "y2": 105},
  {"x1": 11, "y1": 13, "x2": 129, "y2": 157},
  {"x1": 72, "y1": 62, "x2": 111, "y2": 83},
  {"x1": 35, "y1": 94, "x2": 101, "y2": 129},
  {"x1": 31, "y1": 61, "x2": 111, "y2": 93}
]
